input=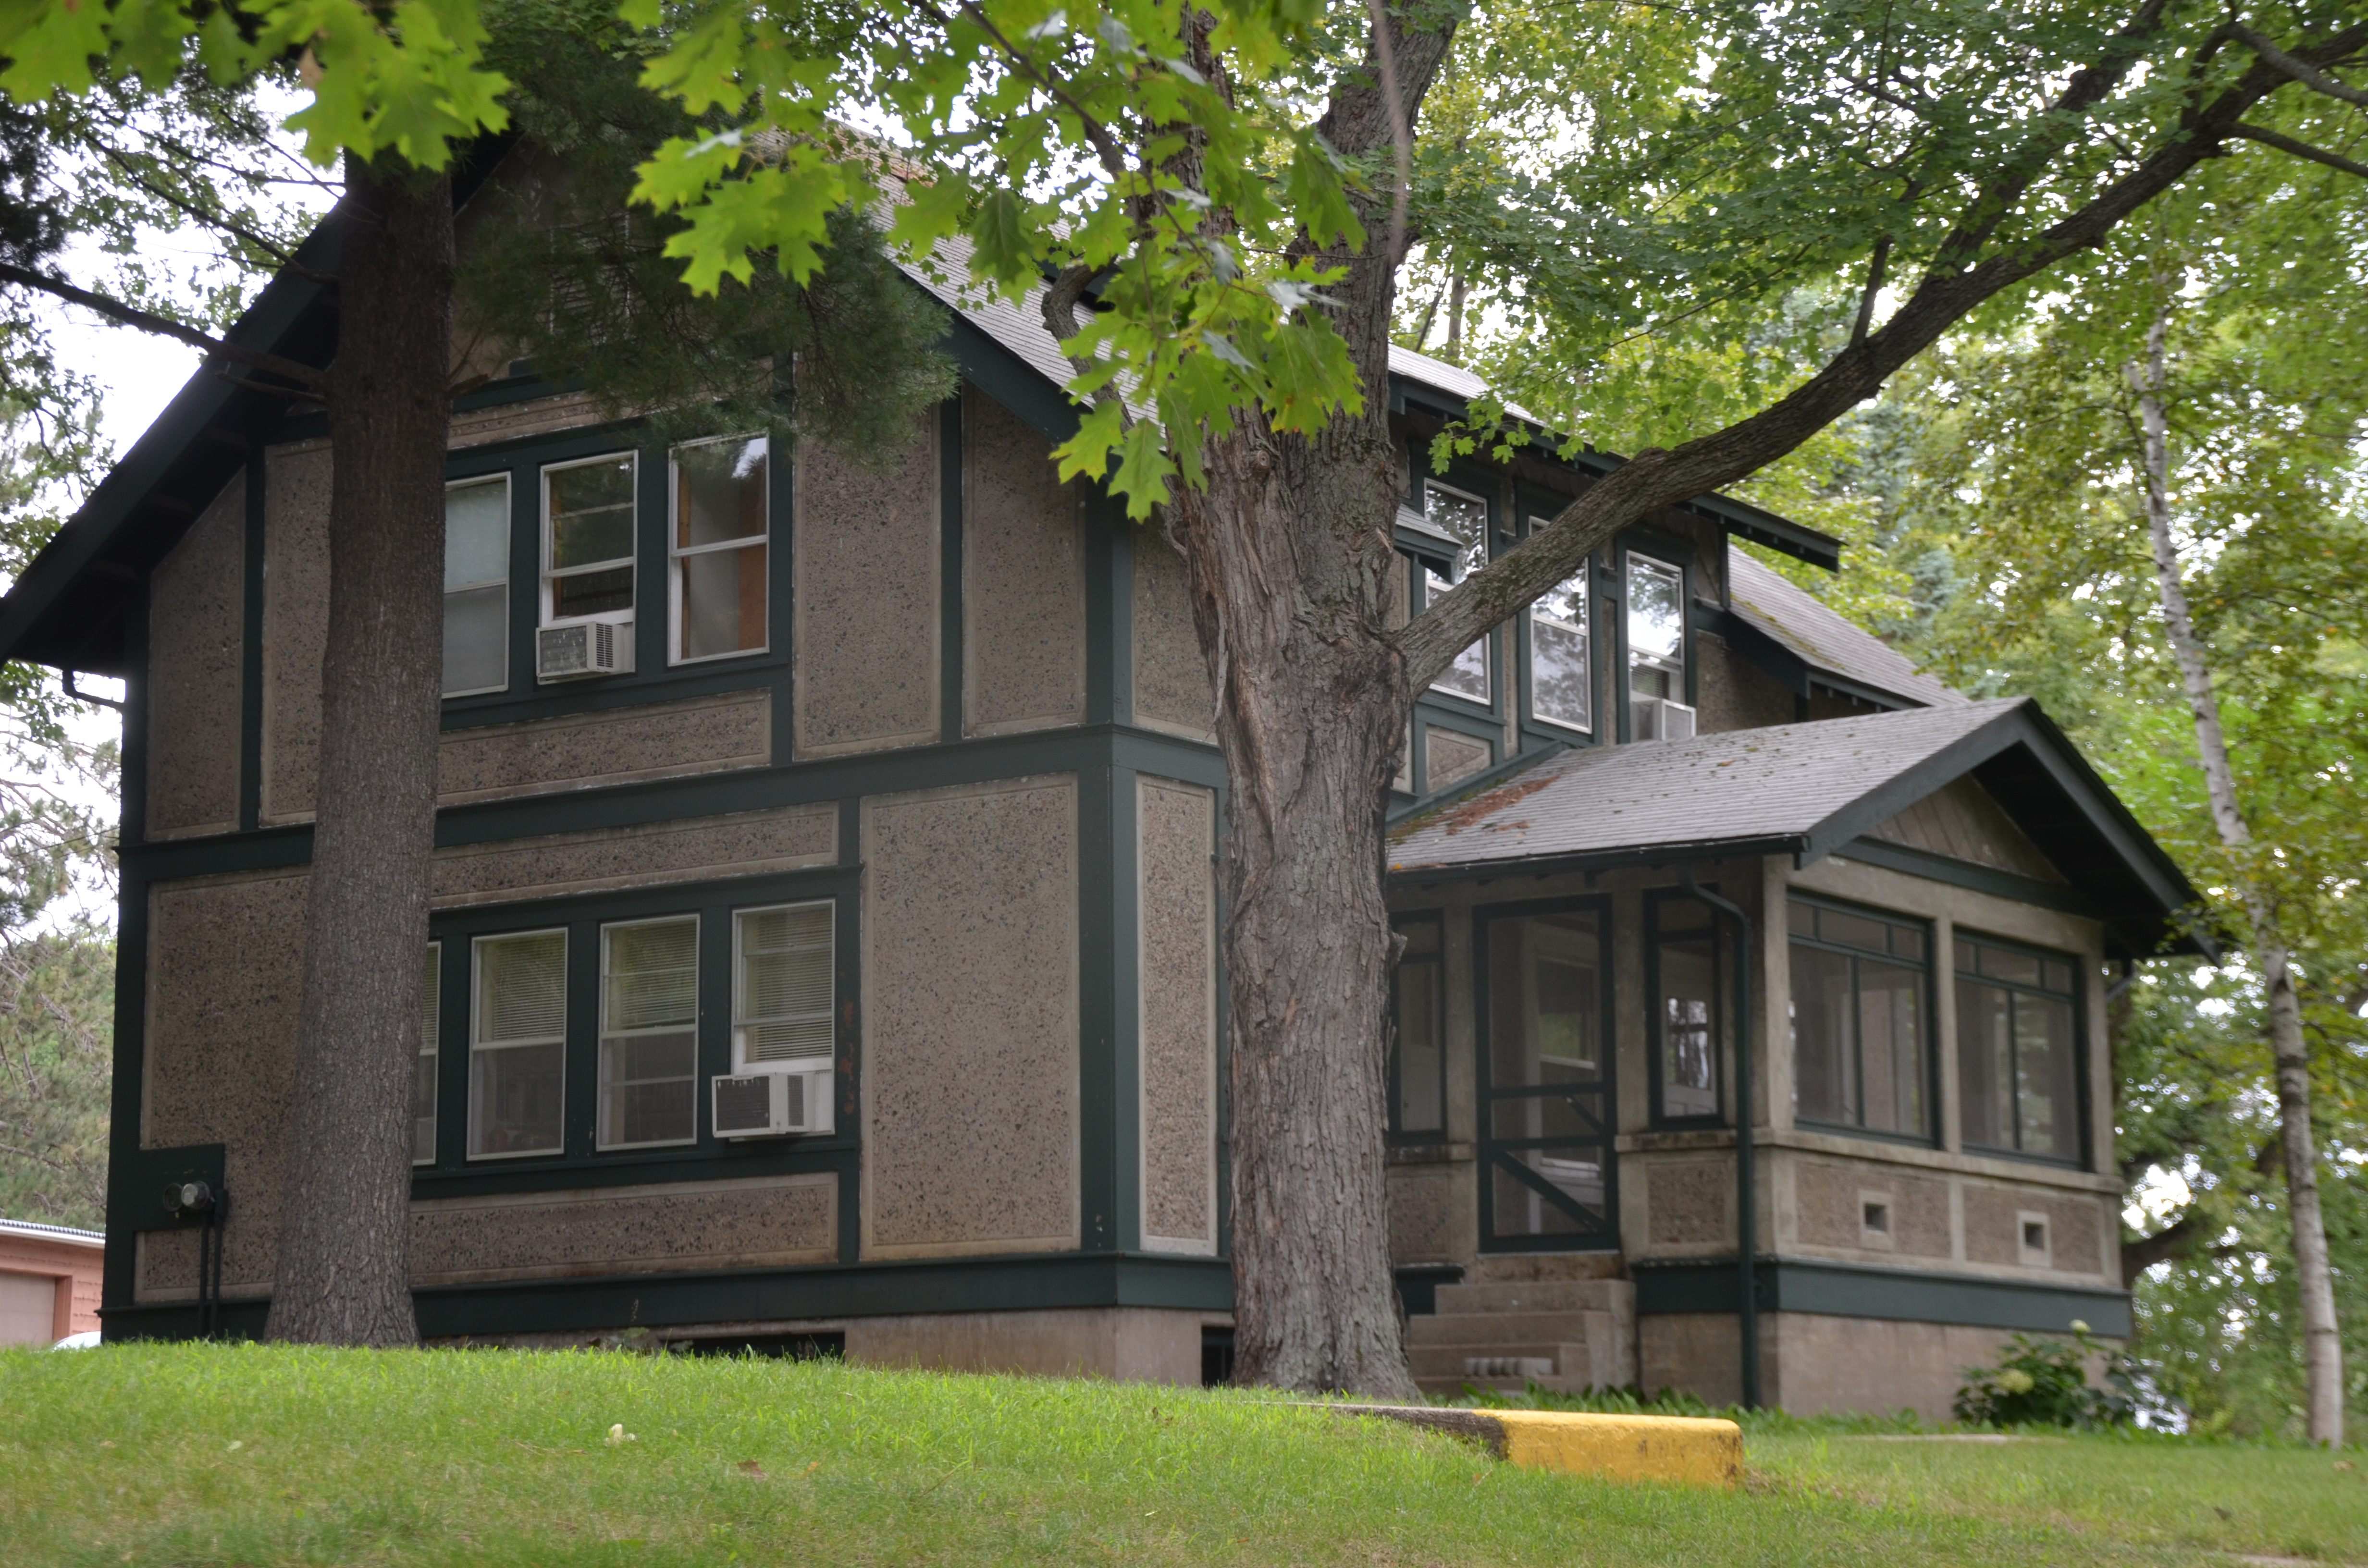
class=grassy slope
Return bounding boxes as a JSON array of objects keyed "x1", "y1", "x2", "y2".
[{"x1": 2, "y1": 1346, "x2": 2362, "y2": 1568}]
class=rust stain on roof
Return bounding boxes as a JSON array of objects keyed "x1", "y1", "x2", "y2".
[{"x1": 1394, "y1": 770, "x2": 1559, "y2": 841}]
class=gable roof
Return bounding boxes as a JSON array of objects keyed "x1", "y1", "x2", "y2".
[
  {"x1": 1715, "y1": 545, "x2": 1964, "y2": 710},
  {"x1": 1387, "y1": 697, "x2": 2203, "y2": 958}
]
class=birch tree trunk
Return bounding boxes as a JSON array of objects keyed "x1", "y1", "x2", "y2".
[
  {"x1": 264, "y1": 158, "x2": 455, "y2": 1345},
  {"x1": 2130, "y1": 303, "x2": 2344, "y2": 1446}
]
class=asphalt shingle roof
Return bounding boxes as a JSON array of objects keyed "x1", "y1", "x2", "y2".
[{"x1": 1727, "y1": 546, "x2": 1963, "y2": 709}]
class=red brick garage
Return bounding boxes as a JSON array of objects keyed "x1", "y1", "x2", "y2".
[{"x1": 0, "y1": 1218, "x2": 103, "y2": 1345}]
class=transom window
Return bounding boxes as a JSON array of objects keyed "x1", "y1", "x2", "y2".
[
  {"x1": 599, "y1": 917, "x2": 699, "y2": 1150},
  {"x1": 1529, "y1": 527, "x2": 1591, "y2": 734},
  {"x1": 543, "y1": 453, "x2": 638, "y2": 625},
  {"x1": 469, "y1": 929, "x2": 568, "y2": 1159},
  {"x1": 1390, "y1": 912, "x2": 1446, "y2": 1139},
  {"x1": 1625, "y1": 552, "x2": 1690, "y2": 740},
  {"x1": 443, "y1": 476, "x2": 510, "y2": 697},
  {"x1": 670, "y1": 435, "x2": 769, "y2": 662},
  {"x1": 1956, "y1": 934, "x2": 2081, "y2": 1161},
  {"x1": 1789, "y1": 899, "x2": 1933, "y2": 1140},
  {"x1": 1423, "y1": 480, "x2": 1491, "y2": 703}
]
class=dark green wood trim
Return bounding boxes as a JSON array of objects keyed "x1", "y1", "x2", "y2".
[
  {"x1": 940, "y1": 395, "x2": 965, "y2": 744},
  {"x1": 1098, "y1": 766, "x2": 1140, "y2": 1252},
  {"x1": 1632, "y1": 1257, "x2": 2132, "y2": 1337},
  {"x1": 100, "y1": 1251, "x2": 1234, "y2": 1343},
  {"x1": 1389, "y1": 841, "x2": 1799, "y2": 889},
  {"x1": 633, "y1": 434, "x2": 668, "y2": 678},
  {"x1": 1836, "y1": 837, "x2": 2097, "y2": 917},
  {"x1": 947, "y1": 316, "x2": 1081, "y2": 446},
  {"x1": 237, "y1": 462, "x2": 266, "y2": 832},
  {"x1": 1085, "y1": 492, "x2": 1129, "y2": 727}
]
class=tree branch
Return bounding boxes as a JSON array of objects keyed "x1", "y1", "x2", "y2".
[
  {"x1": 1399, "y1": 23, "x2": 2361, "y2": 688},
  {"x1": 1850, "y1": 233, "x2": 1891, "y2": 348},
  {"x1": 0, "y1": 263, "x2": 330, "y2": 394},
  {"x1": 2230, "y1": 120, "x2": 2368, "y2": 179},
  {"x1": 2228, "y1": 21, "x2": 2368, "y2": 106},
  {"x1": 2122, "y1": 1211, "x2": 2205, "y2": 1286}
]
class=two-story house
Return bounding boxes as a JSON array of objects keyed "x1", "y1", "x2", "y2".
[{"x1": 0, "y1": 174, "x2": 2199, "y2": 1414}]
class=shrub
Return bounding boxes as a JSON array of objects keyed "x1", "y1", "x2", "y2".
[{"x1": 1954, "y1": 1322, "x2": 2138, "y2": 1430}]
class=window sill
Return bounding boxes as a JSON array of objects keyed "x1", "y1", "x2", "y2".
[{"x1": 1387, "y1": 1141, "x2": 1473, "y2": 1165}]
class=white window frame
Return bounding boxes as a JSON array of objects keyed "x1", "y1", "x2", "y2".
[
  {"x1": 1422, "y1": 479, "x2": 1492, "y2": 704},
  {"x1": 667, "y1": 433, "x2": 770, "y2": 666},
  {"x1": 541, "y1": 451, "x2": 639, "y2": 630},
  {"x1": 596, "y1": 914, "x2": 702, "y2": 1152},
  {"x1": 443, "y1": 473, "x2": 511, "y2": 698},
  {"x1": 416, "y1": 942, "x2": 442, "y2": 1166},
  {"x1": 468, "y1": 927, "x2": 569, "y2": 1162},
  {"x1": 1527, "y1": 518, "x2": 1591, "y2": 735},
  {"x1": 732, "y1": 899, "x2": 835, "y2": 1075}
]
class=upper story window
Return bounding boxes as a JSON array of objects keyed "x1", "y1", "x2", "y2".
[
  {"x1": 1957, "y1": 934, "x2": 2081, "y2": 1162},
  {"x1": 1626, "y1": 552, "x2": 1692, "y2": 740},
  {"x1": 543, "y1": 453, "x2": 638, "y2": 627},
  {"x1": 733, "y1": 902, "x2": 834, "y2": 1072},
  {"x1": 469, "y1": 928, "x2": 568, "y2": 1160},
  {"x1": 416, "y1": 943, "x2": 442, "y2": 1164},
  {"x1": 671, "y1": 435, "x2": 769, "y2": 662},
  {"x1": 1790, "y1": 898, "x2": 1933, "y2": 1141},
  {"x1": 1423, "y1": 480, "x2": 1491, "y2": 703},
  {"x1": 599, "y1": 916, "x2": 700, "y2": 1151},
  {"x1": 1390, "y1": 912, "x2": 1446, "y2": 1139},
  {"x1": 443, "y1": 476, "x2": 510, "y2": 698},
  {"x1": 1529, "y1": 528, "x2": 1591, "y2": 733}
]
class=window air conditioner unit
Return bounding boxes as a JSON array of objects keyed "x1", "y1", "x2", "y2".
[
  {"x1": 1633, "y1": 697, "x2": 1696, "y2": 741},
  {"x1": 712, "y1": 1065, "x2": 833, "y2": 1139},
  {"x1": 537, "y1": 618, "x2": 633, "y2": 682}
]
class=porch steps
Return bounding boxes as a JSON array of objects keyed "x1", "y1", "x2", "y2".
[{"x1": 1406, "y1": 1262, "x2": 1636, "y2": 1396}]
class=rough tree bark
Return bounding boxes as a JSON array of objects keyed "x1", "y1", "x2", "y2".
[
  {"x1": 263, "y1": 156, "x2": 455, "y2": 1346},
  {"x1": 2128, "y1": 303, "x2": 2343, "y2": 1445}
]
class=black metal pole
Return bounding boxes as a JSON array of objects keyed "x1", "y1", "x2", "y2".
[{"x1": 1683, "y1": 865, "x2": 1759, "y2": 1410}]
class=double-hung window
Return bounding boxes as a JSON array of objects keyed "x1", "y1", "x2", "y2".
[
  {"x1": 733, "y1": 903, "x2": 834, "y2": 1071},
  {"x1": 599, "y1": 917, "x2": 699, "y2": 1149},
  {"x1": 443, "y1": 476, "x2": 510, "y2": 697},
  {"x1": 1625, "y1": 553, "x2": 1690, "y2": 740},
  {"x1": 1789, "y1": 899, "x2": 1932, "y2": 1139},
  {"x1": 1390, "y1": 913, "x2": 1445, "y2": 1139},
  {"x1": 469, "y1": 930, "x2": 568, "y2": 1159},
  {"x1": 1529, "y1": 527, "x2": 1591, "y2": 733},
  {"x1": 671, "y1": 435, "x2": 769, "y2": 662},
  {"x1": 1650, "y1": 893, "x2": 1721, "y2": 1121},
  {"x1": 416, "y1": 943, "x2": 441, "y2": 1164},
  {"x1": 1956, "y1": 935, "x2": 2080, "y2": 1160},
  {"x1": 543, "y1": 453, "x2": 638, "y2": 626},
  {"x1": 1422, "y1": 481, "x2": 1491, "y2": 702}
]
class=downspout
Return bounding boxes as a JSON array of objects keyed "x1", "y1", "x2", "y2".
[{"x1": 1682, "y1": 864, "x2": 1759, "y2": 1410}]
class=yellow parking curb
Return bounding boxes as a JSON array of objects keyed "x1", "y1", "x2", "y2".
[{"x1": 1321, "y1": 1404, "x2": 1742, "y2": 1487}]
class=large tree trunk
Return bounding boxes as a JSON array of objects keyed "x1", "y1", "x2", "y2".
[
  {"x1": 1164, "y1": 15, "x2": 1455, "y2": 1397},
  {"x1": 2131, "y1": 305, "x2": 2343, "y2": 1445},
  {"x1": 264, "y1": 157, "x2": 454, "y2": 1346}
]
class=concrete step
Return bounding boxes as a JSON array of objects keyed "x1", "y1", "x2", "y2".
[
  {"x1": 1414, "y1": 1374, "x2": 1604, "y2": 1397},
  {"x1": 1468, "y1": 1253, "x2": 1626, "y2": 1284},
  {"x1": 1406, "y1": 1310, "x2": 1603, "y2": 1347},
  {"x1": 1432, "y1": 1279, "x2": 1633, "y2": 1316},
  {"x1": 1407, "y1": 1342, "x2": 1586, "y2": 1377}
]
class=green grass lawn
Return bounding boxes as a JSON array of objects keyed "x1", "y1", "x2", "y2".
[{"x1": 2, "y1": 1345, "x2": 2361, "y2": 1568}]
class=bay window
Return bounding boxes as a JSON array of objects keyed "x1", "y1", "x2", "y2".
[
  {"x1": 1957, "y1": 935, "x2": 2081, "y2": 1161},
  {"x1": 1789, "y1": 898, "x2": 1932, "y2": 1140}
]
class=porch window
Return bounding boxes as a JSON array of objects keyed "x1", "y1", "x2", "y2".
[
  {"x1": 1423, "y1": 481, "x2": 1491, "y2": 703},
  {"x1": 1626, "y1": 553, "x2": 1690, "y2": 739},
  {"x1": 734, "y1": 902, "x2": 834, "y2": 1070},
  {"x1": 443, "y1": 476, "x2": 510, "y2": 697},
  {"x1": 1390, "y1": 913, "x2": 1446, "y2": 1138},
  {"x1": 469, "y1": 930, "x2": 568, "y2": 1159},
  {"x1": 416, "y1": 943, "x2": 441, "y2": 1164},
  {"x1": 1650, "y1": 893, "x2": 1721, "y2": 1122},
  {"x1": 671, "y1": 435, "x2": 768, "y2": 662},
  {"x1": 598, "y1": 916, "x2": 700, "y2": 1150},
  {"x1": 1956, "y1": 935, "x2": 2081, "y2": 1161},
  {"x1": 543, "y1": 453, "x2": 638, "y2": 625},
  {"x1": 1788, "y1": 898, "x2": 1932, "y2": 1139},
  {"x1": 1529, "y1": 537, "x2": 1591, "y2": 734},
  {"x1": 1480, "y1": 905, "x2": 1614, "y2": 1246}
]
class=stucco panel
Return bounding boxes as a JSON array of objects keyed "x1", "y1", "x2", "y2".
[
  {"x1": 138, "y1": 870, "x2": 310, "y2": 1300},
  {"x1": 963, "y1": 388, "x2": 1086, "y2": 735},
  {"x1": 146, "y1": 472, "x2": 247, "y2": 839},
  {"x1": 1132, "y1": 531, "x2": 1212, "y2": 739},
  {"x1": 409, "y1": 1175, "x2": 836, "y2": 1285},
  {"x1": 432, "y1": 803, "x2": 837, "y2": 908},
  {"x1": 792, "y1": 415, "x2": 940, "y2": 758},
  {"x1": 1387, "y1": 1160, "x2": 1471, "y2": 1265},
  {"x1": 861, "y1": 775, "x2": 1080, "y2": 1257},
  {"x1": 436, "y1": 689, "x2": 771, "y2": 805},
  {"x1": 1646, "y1": 1159, "x2": 1731, "y2": 1247},
  {"x1": 1793, "y1": 1158, "x2": 1951, "y2": 1259},
  {"x1": 1425, "y1": 728, "x2": 1492, "y2": 793},
  {"x1": 1694, "y1": 635, "x2": 1796, "y2": 735},
  {"x1": 1137, "y1": 777, "x2": 1216, "y2": 1253},
  {"x1": 1964, "y1": 1182, "x2": 2108, "y2": 1274},
  {"x1": 259, "y1": 442, "x2": 333, "y2": 825}
]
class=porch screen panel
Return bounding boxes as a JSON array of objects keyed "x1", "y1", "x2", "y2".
[
  {"x1": 1653, "y1": 895, "x2": 1720, "y2": 1121},
  {"x1": 1482, "y1": 907, "x2": 1613, "y2": 1245},
  {"x1": 469, "y1": 930, "x2": 567, "y2": 1158},
  {"x1": 416, "y1": 943, "x2": 441, "y2": 1164},
  {"x1": 1391, "y1": 914, "x2": 1445, "y2": 1137},
  {"x1": 599, "y1": 916, "x2": 699, "y2": 1149},
  {"x1": 1788, "y1": 899, "x2": 1931, "y2": 1139},
  {"x1": 1956, "y1": 937, "x2": 2079, "y2": 1159},
  {"x1": 673, "y1": 435, "x2": 768, "y2": 661}
]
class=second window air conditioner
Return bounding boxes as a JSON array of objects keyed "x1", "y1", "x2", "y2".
[
  {"x1": 1632, "y1": 696, "x2": 1697, "y2": 741},
  {"x1": 712, "y1": 1065, "x2": 834, "y2": 1139},
  {"x1": 537, "y1": 618, "x2": 633, "y2": 682}
]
